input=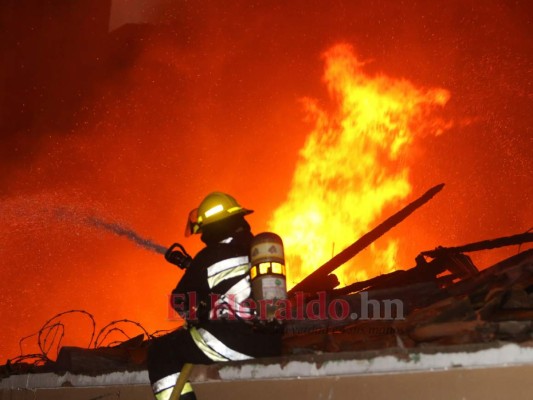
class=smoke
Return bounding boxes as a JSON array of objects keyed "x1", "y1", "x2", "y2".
[{"x1": 1, "y1": 0, "x2": 532, "y2": 362}]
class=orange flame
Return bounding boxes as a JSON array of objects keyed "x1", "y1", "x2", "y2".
[{"x1": 268, "y1": 44, "x2": 451, "y2": 288}]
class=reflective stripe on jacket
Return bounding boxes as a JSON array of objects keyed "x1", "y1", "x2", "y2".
[
  {"x1": 189, "y1": 326, "x2": 253, "y2": 362},
  {"x1": 152, "y1": 372, "x2": 194, "y2": 400}
]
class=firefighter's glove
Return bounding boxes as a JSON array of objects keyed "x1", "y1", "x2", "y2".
[
  {"x1": 165, "y1": 250, "x2": 192, "y2": 270},
  {"x1": 165, "y1": 243, "x2": 192, "y2": 269}
]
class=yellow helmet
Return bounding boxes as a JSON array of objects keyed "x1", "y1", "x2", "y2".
[{"x1": 185, "y1": 192, "x2": 253, "y2": 236}]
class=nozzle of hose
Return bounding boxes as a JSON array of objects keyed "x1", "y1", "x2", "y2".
[{"x1": 165, "y1": 243, "x2": 192, "y2": 270}]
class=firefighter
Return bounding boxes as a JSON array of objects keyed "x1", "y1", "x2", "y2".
[{"x1": 147, "y1": 192, "x2": 283, "y2": 400}]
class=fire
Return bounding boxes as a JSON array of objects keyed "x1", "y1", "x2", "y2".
[{"x1": 268, "y1": 44, "x2": 451, "y2": 288}]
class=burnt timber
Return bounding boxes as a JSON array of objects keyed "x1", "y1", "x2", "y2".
[{"x1": 289, "y1": 183, "x2": 445, "y2": 295}]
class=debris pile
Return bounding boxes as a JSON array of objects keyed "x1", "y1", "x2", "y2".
[{"x1": 284, "y1": 246, "x2": 533, "y2": 354}]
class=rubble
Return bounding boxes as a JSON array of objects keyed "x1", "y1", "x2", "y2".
[{"x1": 284, "y1": 248, "x2": 533, "y2": 354}]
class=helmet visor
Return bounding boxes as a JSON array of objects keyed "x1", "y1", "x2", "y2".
[{"x1": 184, "y1": 207, "x2": 199, "y2": 237}]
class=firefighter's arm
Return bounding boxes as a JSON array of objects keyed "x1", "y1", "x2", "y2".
[{"x1": 170, "y1": 263, "x2": 209, "y2": 323}]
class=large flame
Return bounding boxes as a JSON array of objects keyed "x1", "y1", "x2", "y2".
[{"x1": 268, "y1": 44, "x2": 451, "y2": 288}]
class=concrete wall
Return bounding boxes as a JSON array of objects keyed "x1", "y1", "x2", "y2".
[{"x1": 3, "y1": 364, "x2": 533, "y2": 400}]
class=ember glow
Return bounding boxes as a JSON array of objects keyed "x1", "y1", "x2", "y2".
[{"x1": 269, "y1": 44, "x2": 451, "y2": 287}]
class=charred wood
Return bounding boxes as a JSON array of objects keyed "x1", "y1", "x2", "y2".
[
  {"x1": 289, "y1": 183, "x2": 445, "y2": 295},
  {"x1": 420, "y1": 232, "x2": 533, "y2": 259}
]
